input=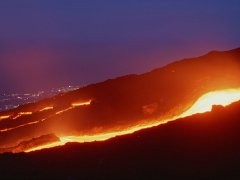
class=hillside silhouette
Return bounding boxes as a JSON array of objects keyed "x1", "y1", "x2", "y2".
[
  {"x1": 1, "y1": 100, "x2": 240, "y2": 179},
  {"x1": 0, "y1": 48, "x2": 240, "y2": 150}
]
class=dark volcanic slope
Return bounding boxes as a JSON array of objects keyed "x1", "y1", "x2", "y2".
[
  {"x1": 1, "y1": 100, "x2": 240, "y2": 179},
  {"x1": 0, "y1": 48, "x2": 240, "y2": 149}
]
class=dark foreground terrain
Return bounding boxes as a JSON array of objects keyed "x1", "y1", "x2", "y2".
[{"x1": 1, "y1": 100, "x2": 240, "y2": 179}]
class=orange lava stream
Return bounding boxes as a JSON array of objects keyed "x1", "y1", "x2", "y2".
[
  {"x1": 12, "y1": 114, "x2": 22, "y2": 120},
  {"x1": 26, "y1": 88, "x2": 240, "y2": 153},
  {"x1": 19, "y1": 112, "x2": 32, "y2": 115},
  {"x1": 55, "y1": 107, "x2": 73, "y2": 115},
  {"x1": 0, "y1": 115, "x2": 10, "y2": 121},
  {"x1": 179, "y1": 89, "x2": 240, "y2": 118},
  {"x1": 11, "y1": 112, "x2": 32, "y2": 120},
  {"x1": 39, "y1": 106, "x2": 54, "y2": 112},
  {"x1": 72, "y1": 101, "x2": 92, "y2": 107},
  {"x1": 0, "y1": 100, "x2": 92, "y2": 133},
  {"x1": 0, "y1": 120, "x2": 41, "y2": 133}
]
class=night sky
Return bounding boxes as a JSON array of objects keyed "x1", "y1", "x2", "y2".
[{"x1": 0, "y1": 0, "x2": 240, "y2": 93}]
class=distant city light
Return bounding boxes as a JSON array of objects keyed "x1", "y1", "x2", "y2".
[{"x1": 0, "y1": 85, "x2": 80, "y2": 112}]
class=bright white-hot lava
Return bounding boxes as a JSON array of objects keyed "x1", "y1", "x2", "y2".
[
  {"x1": 22, "y1": 88, "x2": 240, "y2": 152},
  {"x1": 179, "y1": 89, "x2": 240, "y2": 118}
]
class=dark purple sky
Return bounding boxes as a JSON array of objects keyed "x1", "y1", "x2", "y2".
[{"x1": 0, "y1": 0, "x2": 240, "y2": 93}]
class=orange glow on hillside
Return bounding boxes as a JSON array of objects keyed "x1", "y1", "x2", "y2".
[
  {"x1": 26, "y1": 88, "x2": 240, "y2": 153},
  {"x1": 0, "y1": 100, "x2": 92, "y2": 135}
]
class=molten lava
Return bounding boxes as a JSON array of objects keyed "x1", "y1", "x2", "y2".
[
  {"x1": 72, "y1": 100, "x2": 92, "y2": 107},
  {"x1": 55, "y1": 100, "x2": 92, "y2": 115},
  {"x1": 0, "y1": 115, "x2": 10, "y2": 121},
  {"x1": 179, "y1": 89, "x2": 240, "y2": 118},
  {"x1": 39, "y1": 106, "x2": 54, "y2": 112},
  {"x1": 0, "y1": 100, "x2": 92, "y2": 133},
  {"x1": 19, "y1": 112, "x2": 32, "y2": 115},
  {"x1": 25, "y1": 88, "x2": 240, "y2": 153}
]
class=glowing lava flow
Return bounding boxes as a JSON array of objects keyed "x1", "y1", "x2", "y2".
[
  {"x1": 55, "y1": 100, "x2": 92, "y2": 115},
  {"x1": 72, "y1": 101, "x2": 91, "y2": 107},
  {"x1": 0, "y1": 120, "x2": 42, "y2": 133},
  {"x1": 19, "y1": 112, "x2": 32, "y2": 115},
  {"x1": 0, "y1": 100, "x2": 92, "y2": 133},
  {"x1": 40, "y1": 106, "x2": 54, "y2": 112},
  {"x1": 55, "y1": 107, "x2": 73, "y2": 115},
  {"x1": 179, "y1": 89, "x2": 240, "y2": 118},
  {"x1": 11, "y1": 112, "x2": 33, "y2": 120},
  {"x1": 0, "y1": 115, "x2": 11, "y2": 121},
  {"x1": 25, "y1": 88, "x2": 240, "y2": 152},
  {"x1": 0, "y1": 112, "x2": 33, "y2": 122}
]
